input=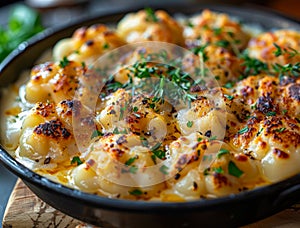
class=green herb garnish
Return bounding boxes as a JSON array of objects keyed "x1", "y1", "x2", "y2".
[
  {"x1": 213, "y1": 27, "x2": 222, "y2": 36},
  {"x1": 129, "y1": 165, "x2": 138, "y2": 174},
  {"x1": 228, "y1": 161, "x2": 244, "y2": 178},
  {"x1": 256, "y1": 128, "x2": 264, "y2": 136},
  {"x1": 129, "y1": 189, "x2": 143, "y2": 195},
  {"x1": 0, "y1": 5, "x2": 44, "y2": 62},
  {"x1": 209, "y1": 136, "x2": 217, "y2": 141},
  {"x1": 159, "y1": 165, "x2": 169, "y2": 175},
  {"x1": 125, "y1": 156, "x2": 138, "y2": 166},
  {"x1": 213, "y1": 167, "x2": 224, "y2": 174},
  {"x1": 275, "y1": 127, "x2": 286, "y2": 133},
  {"x1": 240, "y1": 53, "x2": 269, "y2": 76},
  {"x1": 215, "y1": 40, "x2": 230, "y2": 48},
  {"x1": 272, "y1": 62, "x2": 300, "y2": 78},
  {"x1": 103, "y1": 43, "x2": 109, "y2": 49},
  {"x1": 145, "y1": 7, "x2": 159, "y2": 22},
  {"x1": 266, "y1": 111, "x2": 276, "y2": 116},
  {"x1": 187, "y1": 121, "x2": 193, "y2": 128},
  {"x1": 191, "y1": 44, "x2": 208, "y2": 62},
  {"x1": 71, "y1": 156, "x2": 83, "y2": 166},
  {"x1": 238, "y1": 126, "x2": 249, "y2": 135},
  {"x1": 59, "y1": 56, "x2": 70, "y2": 68},
  {"x1": 224, "y1": 81, "x2": 235, "y2": 89},
  {"x1": 273, "y1": 43, "x2": 299, "y2": 58},
  {"x1": 224, "y1": 94, "x2": 234, "y2": 100},
  {"x1": 91, "y1": 130, "x2": 103, "y2": 139},
  {"x1": 106, "y1": 81, "x2": 123, "y2": 92},
  {"x1": 217, "y1": 148, "x2": 230, "y2": 158}
]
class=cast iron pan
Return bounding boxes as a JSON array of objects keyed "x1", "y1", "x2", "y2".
[{"x1": 1, "y1": 3, "x2": 300, "y2": 228}]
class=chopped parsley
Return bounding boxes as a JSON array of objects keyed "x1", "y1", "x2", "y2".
[
  {"x1": 187, "y1": 20, "x2": 194, "y2": 28},
  {"x1": 159, "y1": 165, "x2": 169, "y2": 175},
  {"x1": 213, "y1": 27, "x2": 222, "y2": 36},
  {"x1": 217, "y1": 148, "x2": 230, "y2": 158},
  {"x1": 125, "y1": 155, "x2": 138, "y2": 166},
  {"x1": 103, "y1": 43, "x2": 109, "y2": 49},
  {"x1": 275, "y1": 127, "x2": 286, "y2": 133},
  {"x1": 266, "y1": 111, "x2": 276, "y2": 116},
  {"x1": 59, "y1": 56, "x2": 70, "y2": 68},
  {"x1": 151, "y1": 143, "x2": 166, "y2": 160},
  {"x1": 215, "y1": 40, "x2": 230, "y2": 48},
  {"x1": 224, "y1": 94, "x2": 234, "y2": 100},
  {"x1": 187, "y1": 120, "x2": 193, "y2": 128},
  {"x1": 213, "y1": 167, "x2": 224, "y2": 174},
  {"x1": 91, "y1": 130, "x2": 103, "y2": 139},
  {"x1": 129, "y1": 166, "x2": 138, "y2": 174},
  {"x1": 228, "y1": 161, "x2": 244, "y2": 178},
  {"x1": 140, "y1": 136, "x2": 149, "y2": 147},
  {"x1": 145, "y1": 7, "x2": 159, "y2": 22},
  {"x1": 129, "y1": 189, "x2": 143, "y2": 195},
  {"x1": 238, "y1": 126, "x2": 249, "y2": 135},
  {"x1": 152, "y1": 150, "x2": 166, "y2": 160},
  {"x1": 106, "y1": 81, "x2": 123, "y2": 92},
  {"x1": 209, "y1": 136, "x2": 217, "y2": 141},
  {"x1": 71, "y1": 156, "x2": 83, "y2": 166},
  {"x1": 256, "y1": 128, "x2": 264, "y2": 136},
  {"x1": 224, "y1": 81, "x2": 235, "y2": 89},
  {"x1": 113, "y1": 127, "x2": 128, "y2": 134},
  {"x1": 191, "y1": 44, "x2": 208, "y2": 62}
]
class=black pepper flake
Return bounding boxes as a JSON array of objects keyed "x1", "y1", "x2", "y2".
[
  {"x1": 201, "y1": 144, "x2": 207, "y2": 150},
  {"x1": 193, "y1": 181, "x2": 198, "y2": 190},
  {"x1": 174, "y1": 173, "x2": 181, "y2": 180},
  {"x1": 205, "y1": 130, "x2": 212, "y2": 137},
  {"x1": 110, "y1": 109, "x2": 116, "y2": 115},
  {"x1": 85, "y1": 40, "x2": 94, "y2": 46},
  {"x1": 44, "y1": 157, "x2": 51, "y2": 164}
]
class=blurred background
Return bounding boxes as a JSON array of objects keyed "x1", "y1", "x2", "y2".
[{"x1": 0, "y1": 0, "x2": 299, "y2": 28}]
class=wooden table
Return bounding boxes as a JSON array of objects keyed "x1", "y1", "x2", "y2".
[{"x1": 3, "y1": 179, "x2": 300, "y2": 228}]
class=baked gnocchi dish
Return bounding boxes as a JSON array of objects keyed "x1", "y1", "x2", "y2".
[{"x1": 1, "y1": 8, "x2": 299, "y2": 202}]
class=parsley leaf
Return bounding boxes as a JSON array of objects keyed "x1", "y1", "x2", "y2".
[
  {"x1": 59, "y1": 56, "x2": 70, "y2": 68},
  {"x1": 187, "y1": 120, "x2": 193, "y2": 128},
  {"x1": 145, "y1": 7, "x2": 159, "y2": 22},
  {"x1": 228, "y1": 161, "x2": 244, "y2": 178},
  {"x1": 159, "y1": 165, "x2": 169, "y2": 175},
  {"x1": 217, "y1": 148, "x2": 230, "y2": 158},
  {"x1": 71, "y1": 156, "x2": 83, "y2": 166},
  {"x1": 91, "y1": 130, "x2": 103, "y2": 139},
  {"x1": 129, "y1": 189, "x2": 143, "y2": 195},
  {"x1": 238, "y1": 126, "x2": 249, "y2": 135}
]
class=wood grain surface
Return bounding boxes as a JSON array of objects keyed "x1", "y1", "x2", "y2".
[{"x1": 3, "y1": 179, "x2": 300, "y2": 228}]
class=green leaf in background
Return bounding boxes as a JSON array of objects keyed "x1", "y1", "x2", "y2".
[{"x1": 0, "y1": 4, "x2": 44, "y2": 62}]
